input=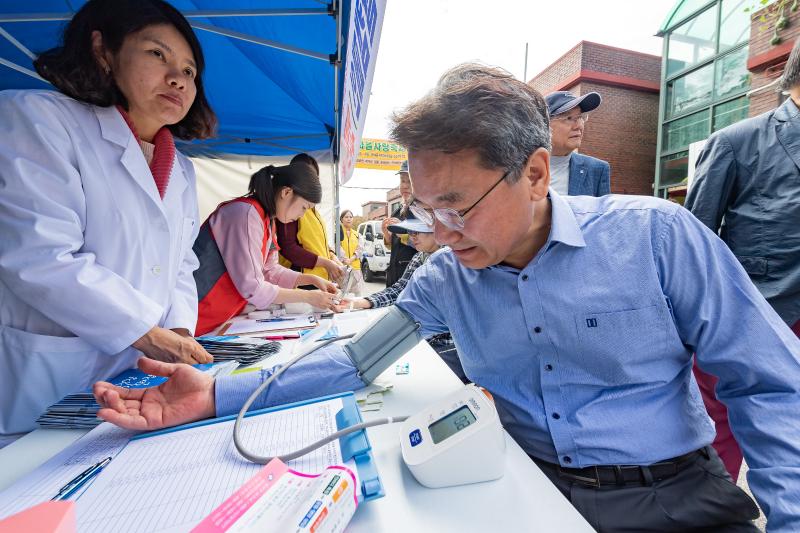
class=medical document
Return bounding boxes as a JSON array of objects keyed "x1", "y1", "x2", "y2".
[
  {"x1": 75, "y1": 398, "x2": 356, "y2": 533},
  {"x1": 0, "y1": 423, "x2": 133, "y2": 519}
]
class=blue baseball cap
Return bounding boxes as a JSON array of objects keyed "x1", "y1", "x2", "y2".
[
  {"x1": 396, "y1": 159, "x2": 409, "y2": 174},
  {"x1": 545, "y1": 91, "x2": 602, "y2": 117}
]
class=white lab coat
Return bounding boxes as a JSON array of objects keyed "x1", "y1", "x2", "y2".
[{"x1": 0, "y1": 90, "x2": 200, "y2": 442}]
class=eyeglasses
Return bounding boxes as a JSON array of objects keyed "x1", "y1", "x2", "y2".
[
  {"x1": 408, "y1": 169, "x2": 510, "y2": 231},
  {"x1": 551, "y1": 112, "x2": 589, "y2": 125}
]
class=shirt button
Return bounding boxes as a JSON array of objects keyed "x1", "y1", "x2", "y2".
[
  {"x1": 533, "y1": 326, "x2": 542, "y2": 334},
  {"x1": 151, "y1": 265, "x2": 162, "y2": 276},
  {"x1": 563, "y1": 456, "x2": 572, "y2": 464},
  {"x1": 521, "y1": 274, "x2": 529, "y2": 281},
  {"x1": 545, "y1": 364, "x2": 553, "y2": 371},
  {"x1": 552, "y1": 413, "x2": 561, "y2": 420}
]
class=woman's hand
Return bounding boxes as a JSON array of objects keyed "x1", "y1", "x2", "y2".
[
  {"x1": 318, "y1": 257, "x2": 345, "y2": 283},
  {"x1": 303, "y1": 289, "x2": 338, "y2": 311},
  {"x1": 133, "y1": 326, "x2": 213, "y2": 365},
  {"x1": 301, "y1": 274, "x2": 338, "y2": 295},
  {"x1": 94, "y1": 357, "x2": 216, "y2": 431}
]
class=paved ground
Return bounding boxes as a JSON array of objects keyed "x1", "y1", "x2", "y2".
[{"x1": 360, "y1": 278, "x2": 766, "y2": 530}]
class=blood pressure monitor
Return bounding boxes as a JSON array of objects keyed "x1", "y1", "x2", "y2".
[{"x1": 400, "y1": 384, "x2": 506, "y2": 488}]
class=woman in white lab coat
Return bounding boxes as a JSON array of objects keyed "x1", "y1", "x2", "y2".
[{"x1": 0, "y1": 0, "x2": 217, "y2": 444}]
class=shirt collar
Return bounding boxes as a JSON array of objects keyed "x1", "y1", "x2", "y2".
[{"x1": 547, "y1": 188, "x2": 586, "y2": 249}]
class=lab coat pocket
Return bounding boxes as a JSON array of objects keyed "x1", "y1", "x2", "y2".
[
  {"x1": 0, "y1": 325, "x2": 98, "y2": 435},
  {"x1": 574, "y1": 304, "x2": 668, "y2": 384}
]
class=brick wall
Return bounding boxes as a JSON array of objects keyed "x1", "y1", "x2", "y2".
[
  {"x1": 748, "y1": 4, "x2": 799, "y2": 117},
  {"x1": 577, "y1": 82, "x2": 660, "y2": 195},
  {"x1": 529, "y1": 44, "x2": 583, "y2": 96},
  {"x1": 528, "y1": 41, "x2": 661, "y2": 195}
]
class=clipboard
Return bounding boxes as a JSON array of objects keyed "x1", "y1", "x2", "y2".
[{"x1": 136, "y1": 391, "x2": 384, "y2": 502}]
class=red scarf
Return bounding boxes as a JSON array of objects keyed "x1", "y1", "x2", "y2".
[{"x1": 116, "y1": 105, "x2": 176, "y2": 199}]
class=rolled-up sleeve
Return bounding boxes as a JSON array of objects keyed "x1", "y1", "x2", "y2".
[{"x1": 215, "y1": 345, "x2": 366, "y2": 416}]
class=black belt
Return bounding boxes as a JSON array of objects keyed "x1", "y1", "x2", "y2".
[{"x1": 531, "y1": 448, "x2": 707, "y2": 488}]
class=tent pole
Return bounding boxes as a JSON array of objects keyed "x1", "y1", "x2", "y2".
[
  {"x1": 0, "y1": 57, "x2": 46, "y2": 82},
  {"x1": 332, "y1": 0, "x2": 343, "y2": 259}
]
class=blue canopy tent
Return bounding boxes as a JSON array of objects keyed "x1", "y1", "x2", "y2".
[{"x1": 0, "y1": 0, "x2": 379, "y2": 245}]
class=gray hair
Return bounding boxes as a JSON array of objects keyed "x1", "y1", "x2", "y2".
[
  {"x1": 779, "y1": 37, "x2": 800, "y2": 91},
  {"x1": 389, "y1": 63, "x2": 550, "y2": 183}
]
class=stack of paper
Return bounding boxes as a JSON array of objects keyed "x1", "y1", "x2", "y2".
[
  {"x1": 35, "y1": 363, "x2": 226, "y2": 429},
  {"x1": 196, "y1": 336, "x2": 281, "y2": 365}
]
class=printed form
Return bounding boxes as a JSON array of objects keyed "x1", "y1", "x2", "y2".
[{"x1": 75, "y1": 398, "x2": 356, "y2": 533}]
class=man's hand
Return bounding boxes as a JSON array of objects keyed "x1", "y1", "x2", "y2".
[
  {"x1": 133, "y1": 326, "x2": 213, "y2": 364},
  {"x1": 382, "y1": 217, "x2": 400, "y2": 244},
  {"x1": 333, "y1": 297, "x2": 371, "y2": 313},
  {"x1": 93, "y1": 357, "x2": 216, "y2": 431}
]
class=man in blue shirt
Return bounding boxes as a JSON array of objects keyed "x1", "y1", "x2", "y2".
[{"x1": 94, "y1": 64, "x2": 799, "y2": 531}]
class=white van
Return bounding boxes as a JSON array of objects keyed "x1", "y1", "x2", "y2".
[{"x1": 356, "y1": 220, "x2": 391, "y2": 281}]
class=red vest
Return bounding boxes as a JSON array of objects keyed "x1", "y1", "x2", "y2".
[{"x1": 194, "y1": 197, "x2": 278, "y2": 335}]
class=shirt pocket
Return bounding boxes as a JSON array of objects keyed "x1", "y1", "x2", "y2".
[
  {"x1": 735, "y1": 255, "x2": 767, "y2": 277},
  {"x1": 573, "y1": 304, "x2": 668, "y2": 385}
]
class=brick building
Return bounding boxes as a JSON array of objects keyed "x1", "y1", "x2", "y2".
[
  {"x1": 747, "y1": 3, "x2": 799, "y2": 117},
  {"x1": 361, "y1": 200, "x2": 387, "y2": 221},
  {"x1": 653, "y1": 0, "x2": 798, "y2": 200},
  {"x1": 528, "y1": 41, "x2": 661, "y2": 195}
]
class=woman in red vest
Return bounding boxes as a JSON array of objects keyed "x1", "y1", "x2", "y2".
[{"x1": 193, "y1": 163, "x2": 338, "y2": 335}]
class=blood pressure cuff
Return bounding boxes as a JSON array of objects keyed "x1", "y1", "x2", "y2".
[{"x1": 344, "y1": 306, "x2": 421, "y2": 383}]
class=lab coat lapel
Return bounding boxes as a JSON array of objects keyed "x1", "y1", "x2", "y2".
[{"x1": 94, "y1": 105, "x2": 167, "y2": 218}]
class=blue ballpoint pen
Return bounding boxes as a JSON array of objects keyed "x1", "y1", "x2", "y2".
[
  {"x1": 255, "y1": 317, "x2": 292, "y2": 323},
  {"x1": 51, "y1": 456, "x2": 112, "y2": 501}
]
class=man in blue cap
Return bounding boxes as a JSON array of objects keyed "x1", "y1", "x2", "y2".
[
  {"x1": 382, "y1": 159, "x2": 417, "y2": 286},
  {"x1": 544, "y1": 90, "x2": 610, "y2": 196}
]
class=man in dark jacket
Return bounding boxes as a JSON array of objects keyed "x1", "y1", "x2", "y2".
[
  {"x1": 684, "y1": 36, "x2": 800, "y2": 481},
  {"x1": 545, "y1": 91, "x2": 610, "y2": 197},
  {"x1": 382, "y1": 160, "x2": 417, "y2": 286}
]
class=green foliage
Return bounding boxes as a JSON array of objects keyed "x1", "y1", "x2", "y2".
[{"x1": 745, "y1": 0, "x2": 797, "y2": 45}]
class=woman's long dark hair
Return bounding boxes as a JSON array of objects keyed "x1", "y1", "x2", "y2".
[
  {"x1": 249, "y1": 163, "x2": 322, "y2": 217},
  {"x1": 34, "y1": 0, "x2": 216, "y2": 140}
]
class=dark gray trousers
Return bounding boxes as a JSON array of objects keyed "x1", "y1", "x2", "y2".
[{"x1": 531, "y1": 447, "x2": 760, "y2": 532}]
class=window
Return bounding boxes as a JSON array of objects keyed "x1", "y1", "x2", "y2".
[
  {"x1": 719, "y1": 0, "x2": 750, "y2": 51},
  {"x1": 659, "y1": 151, "x2": 690, "y2": 188},
  {"x1": 715, "y1": 45, "x2": 750, "y2": 99},
  {"x1": 713, "y1": 96, "x2": 749, "y2": 131},
  {"x1": 667, "y1": 6, "x2": 718, "y2": 75},
  {"x1": 663, "y1": 109, "x2": 711, "y2": 152},
  {"x1": 667, "y1": 64, "x2": 714, "y2": 117}
]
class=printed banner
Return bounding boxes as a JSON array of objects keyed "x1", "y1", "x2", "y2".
[
  {"x1": 339, "y1": 0, "x2": 387, "y2": 184},
  {"x1": 355, "y1": 138, "x2": 407, "y2": 170}
]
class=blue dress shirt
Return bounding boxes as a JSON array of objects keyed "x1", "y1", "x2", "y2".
[{"x1": 395, "y1": 191, "x2": 800, "y2": 530}]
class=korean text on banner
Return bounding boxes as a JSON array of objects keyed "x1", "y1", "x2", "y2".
[
  {"x1": 355, "y1": 138, "x2": 407, "y2": 171},
  {"x1": 339, "y1": 0, "x2": 387, "y2": 184}
]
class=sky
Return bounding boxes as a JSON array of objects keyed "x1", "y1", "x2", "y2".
[{"x1": 338, "y1": 0, "x2": 678, "y2": 213}]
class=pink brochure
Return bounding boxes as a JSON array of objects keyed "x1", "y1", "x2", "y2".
[
  {"x1": 0, "y1": 501, "x2": 76, "y2": 533},
  {"x1": 192, "y1": 458, "x2": 358, "y2": 533}
]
